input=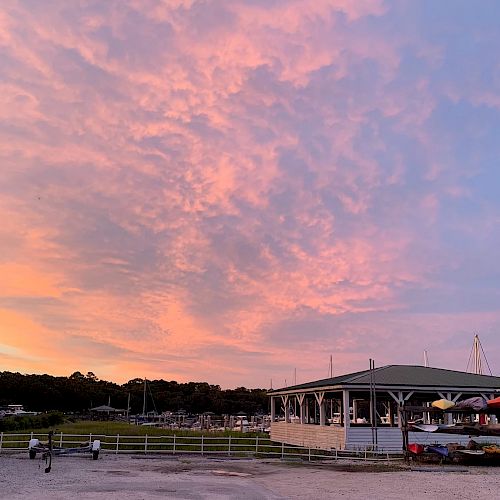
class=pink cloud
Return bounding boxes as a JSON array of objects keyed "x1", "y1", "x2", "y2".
[{"x1": 0, "y1": 1, "x2": 500, "y2": 386}]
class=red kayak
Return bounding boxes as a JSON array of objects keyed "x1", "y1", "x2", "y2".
[
  {"x1": 487, "y1": 397, "x2": 500, "y2": 409},
  {"x1": 408, "y1": 443, "x2": 424, "y2": 455}
]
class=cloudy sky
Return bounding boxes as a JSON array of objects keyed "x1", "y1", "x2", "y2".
[{"x1": 1, "y1": 0, "x2": 500, "y2": 387}]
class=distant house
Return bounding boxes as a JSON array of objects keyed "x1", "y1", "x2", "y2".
[{"x1": 268, "y1": 365, "x2": 500, "y2": 452}]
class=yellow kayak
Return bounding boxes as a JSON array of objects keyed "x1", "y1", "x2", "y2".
[
  {"x1": 431, "y1": 399, "x2": 455, "y2": 410},
  {"x1": 483, "y1": 445, "x2": 500, "y2": 455}
]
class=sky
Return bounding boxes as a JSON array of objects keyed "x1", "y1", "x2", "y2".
[{"x1": 1, "y1": 0, "x2": 500, "y2": 388}]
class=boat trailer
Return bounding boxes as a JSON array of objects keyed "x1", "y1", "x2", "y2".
[{"x1": 29, "y1": 431, "x2": 101, "y2": 472}]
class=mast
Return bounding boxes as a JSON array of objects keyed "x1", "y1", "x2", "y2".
[
  {"x1": 142, "y1": 377, "x2": 147, "y2": 416},
  {"x1": 474, "y1": 335, "x2": 482, "y2": 374},
  {"x1": 466, "y1": 334, "x2": 492, "y2": 375},
  {"x1": 328, "y1": 355, "x2": 334, "y2": 378},
  {"x1": 423, "y1": 350, "x2": 429, "y2": 367}
]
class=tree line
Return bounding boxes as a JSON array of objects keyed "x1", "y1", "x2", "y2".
[{"x1": 0, "y1": 371, "x2": 269, "y2": 415}]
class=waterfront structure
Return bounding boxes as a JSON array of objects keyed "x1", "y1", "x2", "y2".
[{"x1": 268, "y1": 365, "x2": 500, "y2": 452}]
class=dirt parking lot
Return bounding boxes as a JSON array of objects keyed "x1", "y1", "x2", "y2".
[{"x1": 0, "y1": 453, "x2": 498, "y2": 499}]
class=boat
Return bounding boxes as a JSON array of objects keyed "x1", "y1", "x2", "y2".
[
  {"x1": 431, "y1": 399, "x2": 455, "y2": 410},
  {"x1": 234, "y1": 414, "x2": 250, "y2": 432},
  {"x1": 408, "y1": 443, "x2": 424, "y2": 455},
  {"x1": 426, "y1": 445, "x2": 449, "y2": 457},
  {"x1": 483, "y1": 445, "x2": 500, "y2": 455},
  {"x1": 487, "y1": 397, "x2": 500, "y2": 409},
  {"x1": 411, "y1": 423, "x2": 455, "y2": 433},
  {"x1": 453, "y1": 397, "x2": 487, "y2": 411},
  {"x1": 455, "y1": 449, "x2": 485, "y2": 456},
  {"x1": 411, "y1": 424, "x2": 440, "y2": 432}
]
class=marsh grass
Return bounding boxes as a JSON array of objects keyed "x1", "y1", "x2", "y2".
[
  {"x1": 1, "y1": 422, "x2": 349, "y2": 459},
  {"x1": 0, "y1": 421, "x2": 286, "y2": 455}
]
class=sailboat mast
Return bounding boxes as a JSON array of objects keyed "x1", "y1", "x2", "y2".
[
  {"x1": 142, "y1": 378, "x2": 147, "y2": 415},
  {"x1": 473, "y1": 335, "x2": 482, "y2": 375}
]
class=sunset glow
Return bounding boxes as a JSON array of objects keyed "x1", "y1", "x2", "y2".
[{"x1": 1, "y1": 1, "x2": 500, "y2": 386}]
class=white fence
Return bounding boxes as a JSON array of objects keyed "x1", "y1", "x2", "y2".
[{"x1": 0, "y1": 432, "x2": 400, "y2": 461}]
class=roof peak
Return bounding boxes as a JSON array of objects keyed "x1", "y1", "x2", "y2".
[{"x1": 269, "y1": 364, "x2": 500, "y2": 393}]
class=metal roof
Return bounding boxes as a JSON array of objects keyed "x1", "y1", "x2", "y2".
[
  {"x1": 90, "y1": 405, "x2": 122, "y2": 412},
  {"x1": 268, "y1": 365, "x2": 500, "y2": 393}
]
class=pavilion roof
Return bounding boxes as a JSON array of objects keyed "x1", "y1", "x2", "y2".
[{"x1": 268, "y1": 365, "x2": 500, "y2": 394}]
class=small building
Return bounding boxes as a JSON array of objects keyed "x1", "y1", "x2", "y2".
[
  {"x1": 90, "y1": 404, "x2": 125, "y2": 420},
  {"x1": 268, "y1": 365, "x2": 500, "y2": 452}
]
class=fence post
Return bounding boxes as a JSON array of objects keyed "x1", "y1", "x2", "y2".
[
  {"x1": 173, "y1": 434, "x2": 176, "y2": 455},
  {"x1": 281, "y1": 441, "x2": 284, "y2": 459},
  {"x1": 89, "y1": 433, "x2": 92, "y2": 444},
  {"x1": 145, "y1": 434, "x2": 148, "y2": 454},
  {"x1": 308, "y1": 447, "x2": 311, "y2": 461},
  {"x1": 0, "y1": 432, "x2": 3, "y2": 453},
  {"x1": 59, "y1": 432, "x2": 63, "y2": 448},
  {"x1": 30, "y1": 431, "x2": 33, "y2": 440},
  {"x1": 335, "y1": 448, "x2": 338, "y2": 460},
  {"x1": 228, "y1": 435, "x2": 231, "y2": 457},
  {"x1": 255, "y1": 435, "x2": 259, "y2": 456},
  {"x1": 116, "y1": 434, "x2": 120, "y2": 454},
  {"x1": 201, "y1": 435, "x2": 204, "y2": 456}
]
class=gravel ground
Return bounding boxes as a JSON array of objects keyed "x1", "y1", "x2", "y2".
[{"x1": 0, "y1": 452, "x2": 498, "y2": 499}]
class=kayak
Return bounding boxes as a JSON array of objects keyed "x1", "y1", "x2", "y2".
[
  {"x1": 431, "y1": 399, "x2": 455, "y2": 410},
  {"x1": 408, "y1": 443, "x2": 424, "y2": 455},
  {"x1": 426, "y1": 445, "x2": 449, "y2": 457},
  {"x1": 455, "y1": 449, "x2": 485, "y2": 456},
  {"x1": 454, "y1": 397, "x2": 488, "y2": 411},
  {"x1": 487, "y1": 397, "x2": 500, "y2": 409},
  {"x1": 483, "y1": 445, "x2": 500, "y2": 454},
  {"x1": 411, "y1": 424, "x2": 440, "y2": 433}
]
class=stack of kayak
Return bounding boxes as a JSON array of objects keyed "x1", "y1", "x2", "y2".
[
  {"x1": 408, "y1": 442, "x2": 484, "y2": 457},
  {"x1": 408, "y1": 396, "x2": 500, "y2": 437},
  {"x1": 430, "y1": 396, "x2": 500, "y2": 411},
  {"x1": 407, "y1": 440, "x2": 500, "y2": 463}
]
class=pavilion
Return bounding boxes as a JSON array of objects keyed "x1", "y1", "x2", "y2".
[{"x1": 268, "y1": 365, "x2": 500, "y2": 452}]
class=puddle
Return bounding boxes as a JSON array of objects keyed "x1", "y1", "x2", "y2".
[{"x1": 211, "y1": 469, "x2": 252, "y2": 477}]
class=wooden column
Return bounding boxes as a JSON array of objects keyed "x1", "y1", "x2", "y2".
[
  {"x1": 314, "y1": 392, "x2": 325, "y2": 426},
  {"x1": 489, "y1": 393, "x2": 497, "y2": 424},
  {"x1": 445, "y1": 393, "x2": 453, "y2": 424},
  {"x1": 342, "y1": 390, "x2": 350, "y2": 427},
  {"x1": 282, "y1": 395, "x2": 290, "y2": 423},
  {"x1": 297, "y1": 394, "x2": 306, "y2": 424},
  {"x1": 270, "y1": 396, "x2": 276, "y2": 422},
  {"x1": 342, "y1": 390, "x2": 350, "y2": 447}
]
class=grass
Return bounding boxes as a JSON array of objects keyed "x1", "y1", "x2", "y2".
[
  {"x1": 18, "y1": 420, "x2": 268, "y2": 437},
  {"x1": 0, "y1": 421, "x2": 390, "y2": 460},
  {"x1": 0, "y1": 420, "x2": 280, "y2": 455}
]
